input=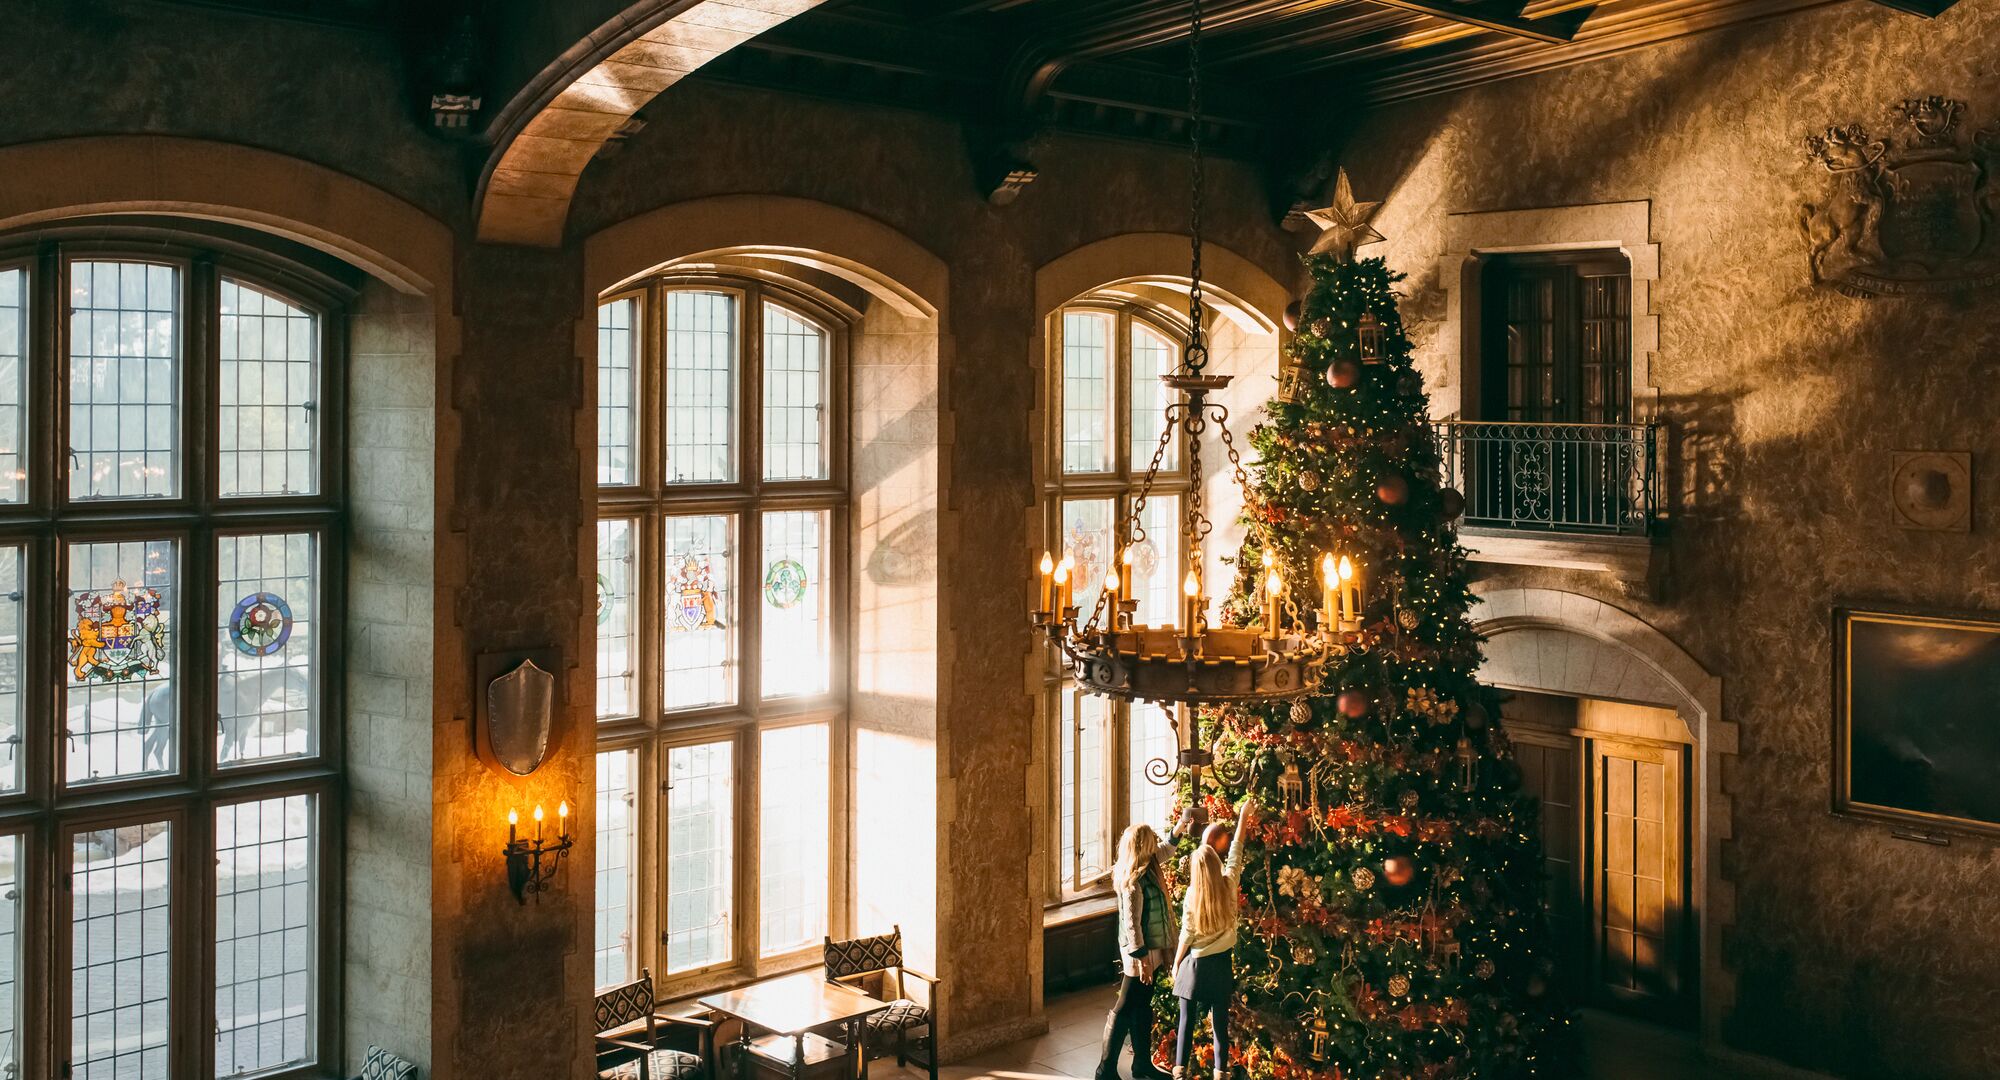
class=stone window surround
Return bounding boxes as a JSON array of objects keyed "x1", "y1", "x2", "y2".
[{"x1": 1432, "y1": 201, "x2": 1664, "y2": 591}]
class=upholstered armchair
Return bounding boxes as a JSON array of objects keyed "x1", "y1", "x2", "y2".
[
  {"x1": 596, "y1": 969, "x2": 719, "y2": 1080},
  {"x1": 354, "y1": 1046, "x2": 419, "y2": 1080},
  {"x1": 823, "y1": 926, "x2": 938, "y2": 1080}
]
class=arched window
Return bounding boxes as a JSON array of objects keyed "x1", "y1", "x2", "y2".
[
  {"x1": 0, "y1": 238, "x2": 342, "y2": 1079},
  {"x1": 594, "y1": 273, "x2": 846, "y2": 991},
  {"x1": 1044, "y1": 300, "x2": 1187, "y2": 897}
]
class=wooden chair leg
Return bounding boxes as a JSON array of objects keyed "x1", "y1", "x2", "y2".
[{"x1": 896, "y1": 1029, "x2": 907, "y2": 1069}]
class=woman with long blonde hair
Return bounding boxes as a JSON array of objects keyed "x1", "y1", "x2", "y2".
[
  {"x1": 1093, "y1": 822, "x2": 1177, "y2": 1080},
  {"x1": 1171, "y1": 800, "x2": 1253, "y2": 1080}
]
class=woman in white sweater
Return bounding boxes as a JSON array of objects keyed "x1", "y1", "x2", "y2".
[{"x1": 1170, "y1": 800, "x2": 1253, "y2": 1080}]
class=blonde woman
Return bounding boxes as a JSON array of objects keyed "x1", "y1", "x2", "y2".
[
  {"x1": 1094, "y1": 823, "x2": 1178, "y2": 1080},
  {"x1": 1171, "y1": 800, "x2": 1253, "y2": 1080}
]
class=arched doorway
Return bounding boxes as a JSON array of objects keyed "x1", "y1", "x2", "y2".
[{"x1": 1473, "y1": 585, "x2": 1735, "y2": 1044}]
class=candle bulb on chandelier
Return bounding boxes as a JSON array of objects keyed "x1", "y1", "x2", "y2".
[
  {"x1": 1320, "y1": 553, "x2": 1338, "y2": 631},
  {"x1": 1265, "y1": 569, "x2": 1285, "y2": 639},
  {"x1": 1182, "y1": 568, "x2": 1202, "y2": 632},
  {"x1": 1038, "y1": 551, "x2": 1054, "y2": 620},
  {"x1": 1103, "y1": 568, "x2": 1120, "y2": 617},
  {"x1": 1119, "y1": 546, "x2": 1135, "y2": 605},
  {"x1": 1337, "y1": 555, "x2": 1359, "y2": 631},
  {"x1": 1054, "y1": 559, "x2": 1072, "y2": 617}
]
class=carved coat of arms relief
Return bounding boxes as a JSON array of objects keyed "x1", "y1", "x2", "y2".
[{"x1": 1801, "y1": 96, "x2": 2000, "y2": 298}]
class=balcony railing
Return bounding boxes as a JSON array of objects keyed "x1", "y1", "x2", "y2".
[{"x1": 1436, "y1": 420, "x2": 1659, "y2": 537}]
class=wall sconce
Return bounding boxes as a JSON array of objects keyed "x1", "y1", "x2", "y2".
[{"x1": 504, "y1": 802, "x2": 573, "y2": 904}]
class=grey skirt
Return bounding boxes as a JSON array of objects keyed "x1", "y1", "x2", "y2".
[{"x1": 1174, "y1": 949, "x2": 1234, "y2": 1003}]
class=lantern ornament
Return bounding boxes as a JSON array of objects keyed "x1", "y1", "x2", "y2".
[
  {"x1": 1275, "y1": 344, "x2": 1308, "y2": 404},
  {"x1": 1357, "y1": 310, "x2": 1384, "y2": 363}
]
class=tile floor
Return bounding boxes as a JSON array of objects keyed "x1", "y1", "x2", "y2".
[{"x1": 863, "y1": 988, "x2": 1824, "y2": 1080}]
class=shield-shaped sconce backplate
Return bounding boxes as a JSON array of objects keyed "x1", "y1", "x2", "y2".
[{"x1": 480, "y1": 655, "x2": 556, "y2": 776}]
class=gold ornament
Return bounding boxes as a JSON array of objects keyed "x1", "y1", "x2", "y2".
[
  {"x1": 1397, "y1": 608, "x2": 1420, "y2": 631},
  {"x1": 1399, "y1": 789, "x2": 1419, "y2": 810},
  {"x1": 1351, "y1": 866, "x2": 1376, "y2": 891},
  {"x1": 1289, "y1": 699, "x2": 1312, "y2": 725},
  {"x1": 1387, "y1": 972, "x2": 1411, "y2": 997},
  {"x1": 1304, "y1": 168, "x2": 1386, "y2": 261},
  {"x1": 1298, "y1": 469, "x2": 1321, "y2": 492},
  {"x1": 1474, "y1": 958, "x2": 1496, "y2": 980}
]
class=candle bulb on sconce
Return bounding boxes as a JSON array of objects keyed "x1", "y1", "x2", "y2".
[
  {"x1": 1038, "y1": 552, "x2": 1054, "y2": 621},
  {"x1": 507, "y1": 807, "x2": 518, "y2": 844}
]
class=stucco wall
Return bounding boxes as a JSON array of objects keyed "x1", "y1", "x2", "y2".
[{"x1": 1334, "y1": 4, "x2": 2000, "y2": 1077}]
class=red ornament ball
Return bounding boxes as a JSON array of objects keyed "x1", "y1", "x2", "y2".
[
  {"x1": 1439, "y1": 487, "x2": 1466, "y2": 520},
  {"x1": 1326, "y1": 359, "x2": 1361, "y2": 389},
  {"x1": 1382, "y1": 854, "x2": 1416, "y2": 887},
  {"x1": 1336, "y1": 689, "x2": 1371, "y2": 719},
  {"x1": 1376, "y1": 473, "x2": 1410, "y2": 506}
]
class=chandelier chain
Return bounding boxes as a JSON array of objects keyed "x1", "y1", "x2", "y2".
[{"x1": 1185, "y1": 0, "x2": 1208, "y2": 373}]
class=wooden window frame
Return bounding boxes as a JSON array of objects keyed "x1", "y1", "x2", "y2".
[
  {"x1": 595, "y1": 274, "x2": 852, "y2": 998},
  {"x1": 1042, "y1": 302, "x2": 1189, "y2": 903},
  {"x1": 1476, "y1": 250, "x2": 1633, "y2": 425},
  {"x1": 0, "y1": 235, "x2": 347, "y2": 1080}
]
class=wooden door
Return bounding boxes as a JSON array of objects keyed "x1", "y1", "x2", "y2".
[
  {"x1": 1512, "y1": 730, "x2": 1586, "y2": 993},
  {"x1": 1590, "y1": 739, "x2": 1688, "y2": 1023}
]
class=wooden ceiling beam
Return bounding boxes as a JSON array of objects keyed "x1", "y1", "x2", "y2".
[{"x1": 1360, "y1": 0, "x2": 1591, "y2": 42}]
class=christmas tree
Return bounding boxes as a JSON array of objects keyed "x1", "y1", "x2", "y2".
[{"x1": 1159, "y1": 254, "x2": 1571, "y2": 1080}]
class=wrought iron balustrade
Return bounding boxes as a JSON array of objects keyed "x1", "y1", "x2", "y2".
[{"x1": 1436, "y1": 420, "x2": 1659, "y2": 536}]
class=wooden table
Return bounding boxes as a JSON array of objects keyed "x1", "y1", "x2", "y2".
[{"x1": 700, "y1": 971, "x2": 889, "y2": 1080}]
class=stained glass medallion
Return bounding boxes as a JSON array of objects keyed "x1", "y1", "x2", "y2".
[
  {"x1": 226, "y1": 591, "x2": 293, "y2": 657},
  {"x1": 762, "y1": 557, "x2": 807, "y2": 610}
]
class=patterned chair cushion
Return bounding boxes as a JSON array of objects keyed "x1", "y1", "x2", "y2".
[
  {"x1": 596, "y1": 974, "x2": 657, "y2": 1032},
  {"x1": 357, "y1": 1045, "x2": 419, "y2": 1080},
  {"x1": 865, "y1": 1000, "x2": 930, "y2": 1034},
  {"x1": 601, "y1": 1049, "x2": 703, "y2": 1080},
  {"x1": 825, "y1": 927, "x2": 904, "y2": 982}
]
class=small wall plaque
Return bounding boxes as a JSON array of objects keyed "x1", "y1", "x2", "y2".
[{"x1": 1890, "y1": 451, "x2": 1971, "y2": 531}]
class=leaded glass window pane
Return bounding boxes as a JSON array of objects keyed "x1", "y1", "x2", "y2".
[
  {"x1": 64, "y1": 540, "x2": 177, "y2": 786},
  {"x1": 213, "y1": 794, "x2": 315, "y2": 1077},
  {"x1": 662, "y1": 515, "x2": 735, "y2": 711},
  {"x1": 595, "y1": 749, "x2": 638, "y2": 989},
  {"x1": 0, "y1": 267, "x2": 26, "y2": 503},
  {"x1": 216, "y1": 533, "x2": 317, "y2": 766},
  {"x1": 1129, "y1": 703, "x2": 1177, "y2": 830},
  {"x1": 597, "y1": 519, "x2": 637, "y2": 720},
  {"x1": 762, "y1": 305, "x2": 828, "y2": 482},
  {"x1": 1133, "y1": 494, "x2": 1180, "y2": 628},
  {"x1": 1060, "y1": 498, "x2": 1114, "y2": 624},
  {"x1": 1130, "y1": 321, "x2": 1177, "y2": 471},
  {"x1": 0, "y1": 546, "x2": 20, "y2": 795},
  {"x1": 0, "y1": 833, "x2": 18, "y2": 1080},
  {"x1": 598, "y1": 297, "x2": 638, "y2": 487},
  {"x1": 70, "y1": 820, "x2": 172, "y2": 1080},
  {"x1": 1061, "y1": 310, "x2": 1112, "y2": 474},
  {"x1": 1059, "y1": 688, "x2": 1108, "y2": 893},
  {"x1": 760, "y1": 510, "x2": 829, "y2": 699},
  {"x1": 665, "y1": 741, "x2": 733, "y2": 974},
  {"x1": 69, "y1": 261, "x2": 179, "y2": 501},
  {"x1": 759, "y1": 723, "x2": 829, "y2": 956},
  {"x1": 664, "y1": 291, "x2": 736, "y2": 485},
  {"x1": 218, "y1": 280, "x2": 318, "y2": 498}
]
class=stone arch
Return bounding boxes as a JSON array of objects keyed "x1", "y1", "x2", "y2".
[
  {"x1": 0, "y1": 135, "x2": 451, "y2": 297},
  {"x1": 478, "y1": 1, "x2": 838, "y2": 247},
  {"x1": 1472, "y1": 584, "x2": 1737, "y2": 1044}
]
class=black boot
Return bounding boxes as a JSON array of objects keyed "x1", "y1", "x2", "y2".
[
  {"x1": 1095, "y1": 1009, "x2": 1133, "y2": 1080},
  {"x1": 1128, "y1": 1010, "x2": 1169, "y2": 1080}
]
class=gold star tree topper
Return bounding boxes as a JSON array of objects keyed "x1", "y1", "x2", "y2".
[{"x1": 1305, "y1": 168, "x2": 1385, "y2": 261}]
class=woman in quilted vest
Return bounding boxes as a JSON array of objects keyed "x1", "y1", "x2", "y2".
[{"x1": 1093, "y1": 822, "x2": 1177, "y2": 1080}]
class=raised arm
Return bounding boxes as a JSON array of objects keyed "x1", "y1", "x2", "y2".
[{"x1": 1224, "y1": 797, "x2": 1255, "y2": 879}]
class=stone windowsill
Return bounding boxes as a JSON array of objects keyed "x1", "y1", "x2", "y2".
[{"x1": 1043, "y1": 892, "x2": 1117, "y2": 928}]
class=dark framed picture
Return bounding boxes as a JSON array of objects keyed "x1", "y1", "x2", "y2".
[{"x1": 1835, "y1": 605, "x2": 2000, "y2": 838}]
